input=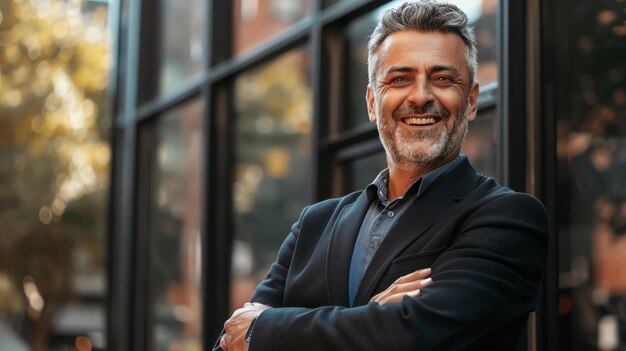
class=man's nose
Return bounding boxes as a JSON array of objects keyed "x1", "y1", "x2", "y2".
[{"x1": 407, "y1": 77, "x2": 434, "y2": 107}]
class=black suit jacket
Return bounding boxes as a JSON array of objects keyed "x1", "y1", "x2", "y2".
[{"x1": 215, "y1": 158, "x2": 548, "y2": 350}]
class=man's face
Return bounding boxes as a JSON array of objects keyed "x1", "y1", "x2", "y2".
[{"x1": 366, "y1": 31, "x2": 479, "y2": 168}]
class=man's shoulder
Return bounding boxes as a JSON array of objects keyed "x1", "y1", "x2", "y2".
[
  {"x1": 476, "y1": 174, "x2": 544, "y2": 204},
  {"x1": 294, "y1": 190, "x2": 365, "y2": 229},
  {"x1": 468, "y1": 175, "x2": 548, "y2": 222},
  {"x1": 307, "y1": 190, "x2": 364, "y2": 212}
]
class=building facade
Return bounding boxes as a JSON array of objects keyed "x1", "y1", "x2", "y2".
[{"x1": 108, "y1": 0, "x2": 626, "y2": 350}]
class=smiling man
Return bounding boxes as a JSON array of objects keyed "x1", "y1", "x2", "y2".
[{"x1": 217, "y1": 2, "x2": 548, "y2": 350}]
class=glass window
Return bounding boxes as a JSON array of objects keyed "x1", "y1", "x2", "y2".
[
  {"x1": 233, "y1": 0, "x2": 310, "y2": 55},
  {"x1": 159, "y1": 0, "x2": 206, "y2": 92},
  {"x1": 349, "y1": 151, "x2": 388, "y2": 192},
  {"x1": 554, "y1": 0, "x2": 626, "y2": 349},
  {"x1": 230, "y1": 49, "x2": 312, "y2": 313},
  {"x1": 144, "y1": 100, "x2": 204, "y2": 351},
  {"x1": 0, "y1": 0, "x2": 112, "y2": 349},
  {"x1": 343, "y1": 0, "x2": 498, "y2": 130},
  {"x1": 343, "y1": 13, "x2": 372, "y2": 130},
  {"x1": 462, "y1": 106, "x2": 497, "y2": 178}
]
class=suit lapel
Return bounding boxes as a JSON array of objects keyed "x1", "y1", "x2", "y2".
[
  {"x1": 353, "y1": 158, "x2": 480, "y2": 305},
  {"x1": 325, "y1": 191, "x2": 371, "y2": 306}
]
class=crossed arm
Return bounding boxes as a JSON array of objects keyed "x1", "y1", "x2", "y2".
[
  {"x1": 219, "y1": 268, "x2": 434, "y2": 351},
  {"x1": 216, "y1": 193, "x2": 548, "y2": 351}
]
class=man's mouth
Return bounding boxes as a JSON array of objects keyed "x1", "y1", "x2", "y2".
[{"x1": 401, "y1": 116, "x2": 441, "y2": 126}]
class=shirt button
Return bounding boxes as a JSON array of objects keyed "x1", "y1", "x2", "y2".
[{"x1": 387, "y1": 211, "x2": 394, "y2": 218}]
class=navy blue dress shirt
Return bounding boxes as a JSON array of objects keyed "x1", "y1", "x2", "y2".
[{"x1": 347, "y1": 155, "x2": 466, "y2": 306}]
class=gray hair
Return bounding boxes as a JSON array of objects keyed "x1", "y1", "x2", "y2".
[{"x1": 367, "y1": 1, "x2": 478, "y2": 86}]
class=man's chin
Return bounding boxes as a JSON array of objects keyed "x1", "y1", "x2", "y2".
[{"x1": 391, "y1": 146, "x2": 446, "y2": 167}]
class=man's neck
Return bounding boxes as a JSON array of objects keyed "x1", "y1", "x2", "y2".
[{"x1": 386, "y1": 153, "x2": 459, "y2": 201}]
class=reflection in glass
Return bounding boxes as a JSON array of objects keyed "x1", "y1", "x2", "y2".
[
  {"x1": 462, "y1": 106, "x2": 497, "y2": 178},
  {"x1": 230, "y1": 49, "x2": 312, "y2": 313},
  {"x1": 159, "y1": 0, "x2": 206, "y2": 92},
  {"x1": 554, "y1": 0, "x2": 626, "y2": 349},
  {"x1": 349, "y1": 152, "x2": 388, "y2": 192},
  {"x1": 146, "y1": 100, "x2": 204, "y2": 351},
  {"x1": 343, "y1": 0, "x2": 498, "y2": 130},
  {"x1": 233, "y1": 0, "x2": 310, "y2": 55}
]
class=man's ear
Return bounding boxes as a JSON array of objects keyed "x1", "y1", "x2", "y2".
[
  {"x1": 366, "y1": 86, "x2": 377, "y2": 123},
  {"x1": 467, "y1": 82, "x2": 480, "y2": 123}
]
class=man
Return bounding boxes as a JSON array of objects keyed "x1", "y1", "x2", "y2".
[{"x1": 217, "y1": 1, "x2": 548, "y2": 350}]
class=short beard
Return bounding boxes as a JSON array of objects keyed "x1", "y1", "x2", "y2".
[{"x1": 376, "y1": 100, "x2": 470, "y2": 169}]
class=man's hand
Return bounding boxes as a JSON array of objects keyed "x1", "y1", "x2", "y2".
[
  {"x1": 370, "y1": 268, "x2": 433, "y2": 305},
  {"x1": 220, "y1": 302, "x2": 271, "y2": 351}
]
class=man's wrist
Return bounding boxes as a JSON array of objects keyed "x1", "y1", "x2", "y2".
[{"x1": 245, "y1": 317, "x2": 258, "y2": 344}]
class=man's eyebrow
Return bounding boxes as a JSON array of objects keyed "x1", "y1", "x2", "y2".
[
  {"x1": 428, "y1": 65, "x2": 461, "y2": 76},
  {"x1": 383, "y1": 65, "x2": 463, "y2": 76},
  {"x1": 384, "y1": 66, "x2": 417, "y2": 75}
]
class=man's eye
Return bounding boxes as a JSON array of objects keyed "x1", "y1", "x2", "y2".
[
  {"x1": 435, "y1": 76, "x2": 453, "y2": 82},
  {"x1": 391, "y1": 76, "x2": 409, "y2": 83}
]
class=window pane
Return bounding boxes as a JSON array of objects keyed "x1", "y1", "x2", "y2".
[
  {"x1": 349, "y1": 152, "x2": 388, "y2": 192},
  {"x1": 230, "y1": 49, "x2": 312, "y2": 313},
  {"x1": 146, "y1": 100, "x2": 204, "y2": 351},
  {"x1": 0, "y1": 0, "x2": 112, "y2": 349},
  {"x1": 344, "y1": 13, "x2": 372, "y2": 130},
  {"x1": 554, "y1": 0, "x2": 626, "y2": 349},
  {"x1": 343, "y1": 0, "x2": 498, "y2": 130},
  {"x1": 159, "y1": 0, "x2": 206, "y2": 92},
  {"x1": 233, "y1": 0, "x2": 310, "y2": 55},
  {"x1": 462, "y1": 106, "x2": 497, "y2": 178}
]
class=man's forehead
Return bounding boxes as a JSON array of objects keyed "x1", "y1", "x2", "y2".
[
  {"x1": 378, "y1": 30, "x2": 465, "y2": 58},
  {"x1": 376, "y1": 31, "x2": 468, "y2": 74}
]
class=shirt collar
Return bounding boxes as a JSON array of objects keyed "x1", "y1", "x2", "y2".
[
  {"x1": 366, "y1": 169, "x2": 391, "y2": 202},
  {"x1": 365, "y1": 154, "x2": 466, "y2": 203}
]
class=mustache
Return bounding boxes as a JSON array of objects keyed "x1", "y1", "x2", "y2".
[{"x1": 392, "y1": 103, "x2": 450, "y2": 119}]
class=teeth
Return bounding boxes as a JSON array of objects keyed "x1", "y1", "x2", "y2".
[{"x1": 404, "y1": 117, "x2": 436, "y2": 125}]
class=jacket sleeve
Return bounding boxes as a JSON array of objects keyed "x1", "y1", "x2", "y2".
[{"x1": 247, "y1": 193, "x2": 549, "y2": 351}]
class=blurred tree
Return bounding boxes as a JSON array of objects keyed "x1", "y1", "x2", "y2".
[{"x1": 0, "y1": 0, "x2": 111, "y2": 349}]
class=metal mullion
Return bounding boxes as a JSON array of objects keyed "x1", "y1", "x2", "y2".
[
  {"x1": 105, "y1": 0, "x2": 123, "y2": 346},
  {"x1": 202, "y1": 0, "x2": 212, "y2": 70},
  {"x1": 320, "y1": 124, "x2": 379, "y2": 153},
  {"x1": 200, "y1": 2, "x2": 212, "y2": 345},
  {"x1": 210, "y1": 0, "x2": 232, "y2": 66},
  {"x1": 203, "y1": 1, "x2": 234, "y2": 345},
  {"x1": 497, "y1": 1, "x2": 534, "y2": 349},
  {"x1": 204, "y1": 83, "x2": 235, "y2": 343},
  {"x1": 336, "y1": 139, "x2": 384, "y2": 163},
  {"x1": 109, "y1": 0, "x2": 143, "y2": 349},
  {"x1": 319, "y1": 0, "x2": 389, "y2": 27},
  {"x1": 311, "y1": 0, "x2": 328, "y2": 201},
  {"x1": 526, "y1": 0, "x2": 544, "y2": 349},
  {"x1": 497, "y1": 5, "x2": 562, "y2": 351},
  {"x1": 208, "y1": 21, "x2": 310, "y2": 83},
  {"x1": 136, "y1": 0, "x2": 160, "y2": 104},
  {"x1": 137, "y1": 79, "x2": 204, "y2": 122},
  {"x1": 535, "y1": 0, "x2": 559, "y2": 348},
  {"x1": 106, "y1": 0, "x2": 122, "y2": 122},
  {"x1": 496, "y1": 0, "x2": 507, "y2": 187},
  {"x1": 498, "y1": 0, "x2": 527, "y2": 192},
  {"x1": 200, "y1": 83, "x2": 215, "y2": 351},
  {"x1": 133, "y1": 120, "x2": 156, "y2": 351},
  {"x1": 201, "y1": 0, "x2": 216, "y2": 347}
]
